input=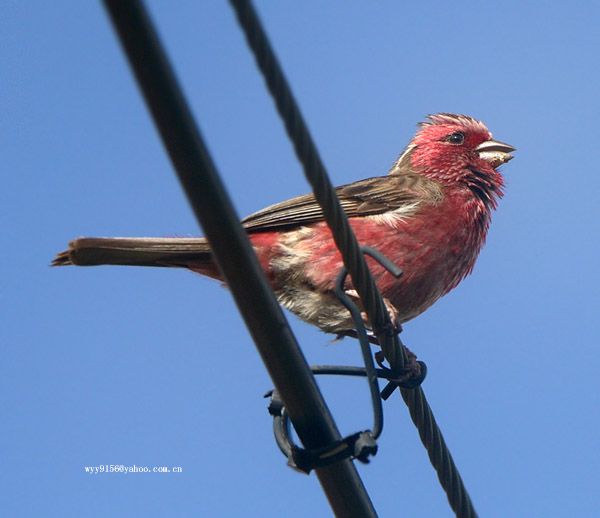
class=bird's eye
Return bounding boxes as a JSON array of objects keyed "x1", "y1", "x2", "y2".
[{"x1": 446, "y1": 132, "x2": 465, "y2": 145}]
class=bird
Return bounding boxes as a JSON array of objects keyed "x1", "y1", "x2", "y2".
[{"x1": 53, "y1": 113, "x2": 514, "y2": 334}]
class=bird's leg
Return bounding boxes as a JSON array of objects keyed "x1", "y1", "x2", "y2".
[
  {"x1": 344, "y1": 289, "x2": 400, "y2": 332},
  {"x1": 340, "y1": 290, "x2": 422, "y2": 383}
]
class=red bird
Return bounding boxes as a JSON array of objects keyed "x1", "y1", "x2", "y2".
[{"x1": 54, "y1": 114, "x2": 514, "y2": 334}]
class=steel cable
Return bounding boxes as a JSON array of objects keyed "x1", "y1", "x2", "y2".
[{"x1": 229, "y1": 1, "x2": 477, "y2": 516}]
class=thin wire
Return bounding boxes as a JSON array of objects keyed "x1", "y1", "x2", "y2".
[
  {"x1": 335, "y1": 268, "x2": 384, "y2": 438},
  {"x1": 228, "y1": 1, "x2": 478, "y2": 516}
]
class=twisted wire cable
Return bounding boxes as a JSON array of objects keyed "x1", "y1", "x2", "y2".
[
  {"x1": 400, "y1": 386, "x2": 475, "y2": 517},
  {"x1": 229, "y1": 0, "x2": 403, "y2": 370},
  {"x1": 229, "y1": 1, "x2": 477, "y2": 516}
]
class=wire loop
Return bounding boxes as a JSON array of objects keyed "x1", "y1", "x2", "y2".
[
  {"x1": 266, "y1": 390, "x2": 377, "y2": 474},
  {"x1": 265, "y1": 363, "x2": 427, "y2": 474}
]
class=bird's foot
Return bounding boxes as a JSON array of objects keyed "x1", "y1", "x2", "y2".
[{"x1": 344, "y1": 290, "x2": 401, "y2": 334}]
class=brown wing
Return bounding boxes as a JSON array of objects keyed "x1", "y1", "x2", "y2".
[{"x1": 242, "y1": 173, "x2": 441, "y2": 231}]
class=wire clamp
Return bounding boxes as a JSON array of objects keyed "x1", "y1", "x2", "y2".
[{"x1": 265, "y1": 389, "x2": 377, "y2": 474}]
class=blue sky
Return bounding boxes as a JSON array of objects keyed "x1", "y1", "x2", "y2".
[{"x1": 3, "y1": 1, "x2": 600, "y2": 516}]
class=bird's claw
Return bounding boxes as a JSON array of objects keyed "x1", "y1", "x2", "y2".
[{"x1": 344, "y1": 290, "x2": 401, "y2": 333}]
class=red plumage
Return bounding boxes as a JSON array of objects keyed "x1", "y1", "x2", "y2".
[{"x1": 54, "y1": 113, "x2": 514, "y2": 334}]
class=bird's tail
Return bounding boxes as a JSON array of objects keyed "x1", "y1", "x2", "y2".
[{"x1": 52, "y1": 237, "x2": 215, "y2": 271}]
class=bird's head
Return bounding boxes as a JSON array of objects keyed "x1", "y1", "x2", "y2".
[{"x1": 392, "y1": 113, "x2": 515, "y2": 186}]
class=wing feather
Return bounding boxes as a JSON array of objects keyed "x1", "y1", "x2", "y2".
[{"x1": 242, "y1": 173, "x2": 441, "y2": 231}]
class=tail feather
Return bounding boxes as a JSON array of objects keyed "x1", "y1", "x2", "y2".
[{"x1": 52, "y1": 237, "x2": 213, "y2": 268}]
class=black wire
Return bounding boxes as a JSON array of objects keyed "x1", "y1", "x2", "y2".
[
  {"x1": 101, "y1": 1, "x2": 377, "y2": 516},
  {"x1": 335, "y1": 268, "x2": 383, "y2": 438},
  {"x1": 228, "y1": 1, "x2": 478, "y2": 516}
]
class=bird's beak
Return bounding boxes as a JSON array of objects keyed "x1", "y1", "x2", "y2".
[{"x1": 475, "y1": 139, "x2": 515, "y2": 167}]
